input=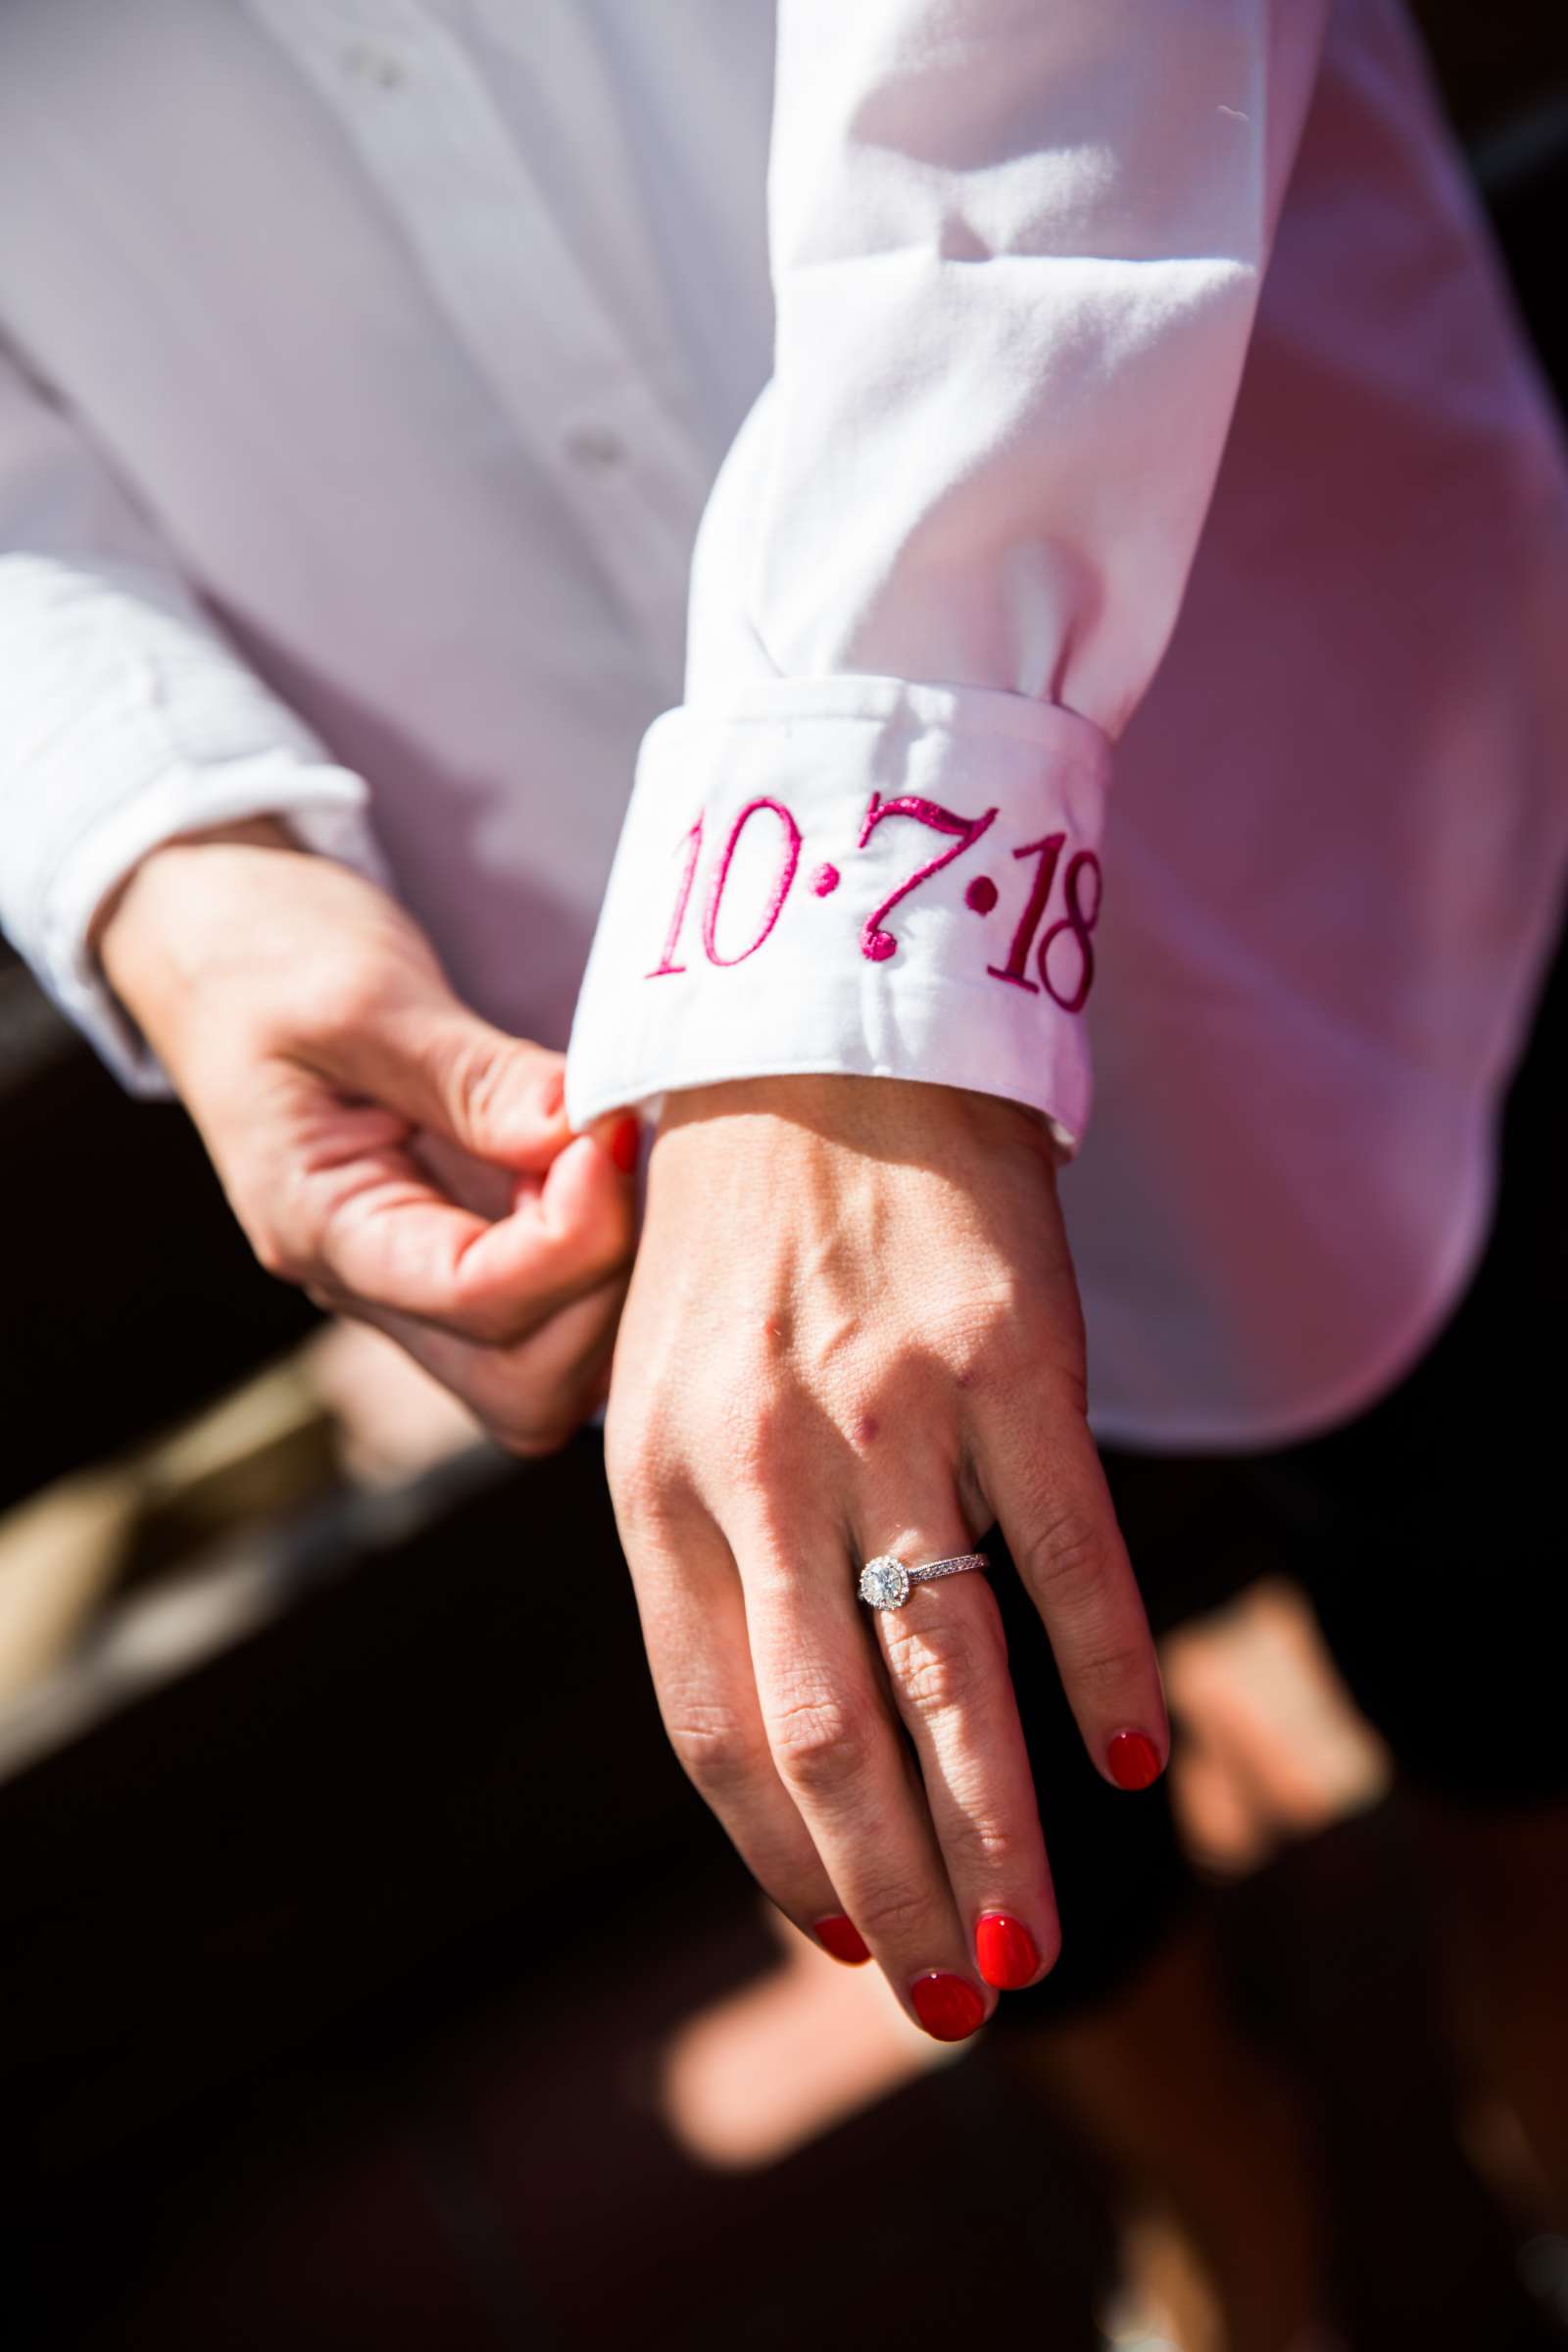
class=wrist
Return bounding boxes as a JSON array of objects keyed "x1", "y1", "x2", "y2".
[
  {"x1": 656, "y1": 1070, "x2": 1056, "y2": 1167},
  {"x1": 95, "y1": 816, "x2": 306, "y2": 1054}
]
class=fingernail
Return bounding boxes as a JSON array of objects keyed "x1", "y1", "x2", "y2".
[
  {"x1": 609, "y1": 1115, "x2": 641, "y2": 1175},
  {"x1": 813, "y1": 1915, "x2": 871, "y2": 1967},
  {"x1": 539, "y1": 1069, "x2": 566, "y2": 1119},
  {"x1": 909, "y1": 1972, "x2": 987, "y2": 2042},
  {"x1": 975, "y1": 1912, "x2": 1040, "y2": 1990},
  {"x1": 1107, "y1": 1729, "x2": 1163, "y2": 1790}
]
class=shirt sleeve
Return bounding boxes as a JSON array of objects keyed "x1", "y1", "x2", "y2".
[
  {"x1": 0, "y1": 340, "x2": 388, "y2": 1093},
  {"x1": 566, "y1": 0, "x2": 1328, "y2": 1149}
]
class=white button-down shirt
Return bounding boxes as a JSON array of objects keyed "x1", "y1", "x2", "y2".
[{"x1": 1, "y1": 0, "x2": 1564, "y2": 1447}]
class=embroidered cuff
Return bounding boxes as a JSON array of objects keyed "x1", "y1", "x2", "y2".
[{"x1": 565, "y1": 676, "x2": 1109, "y2": 1153}]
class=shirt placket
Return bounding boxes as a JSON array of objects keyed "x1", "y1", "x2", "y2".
[{"x1": 245, "y1": 0, "x2": 711, "y2": 686}]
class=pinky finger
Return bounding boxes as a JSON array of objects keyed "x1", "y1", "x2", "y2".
[{"x1": 984, "y1": 1425, "x2": 1168, "y2": 1793}]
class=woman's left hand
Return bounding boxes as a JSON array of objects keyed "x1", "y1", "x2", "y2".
[{"x1": 605, "y1": 1073, "x2": 1166, "y2": 2038}]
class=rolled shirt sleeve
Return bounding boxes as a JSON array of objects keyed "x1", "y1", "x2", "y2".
[
  {"x1": 0, "y1": 342, "x2": 386, "y2": 1092},
  {"x1": 566, "y1": 0, "x2": 1328, "y2": 1148}
]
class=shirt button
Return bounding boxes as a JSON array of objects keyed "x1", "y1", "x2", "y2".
[{"x1": 564, "y1": 424, "x2": 626, "y2": 472}]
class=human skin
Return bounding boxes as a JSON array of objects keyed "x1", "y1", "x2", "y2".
[
  {"x1": 99, "y1": 821, "x2": 636, "y2": 1455},
  {"x1": 607, "y1": 1074, "x2": 1168, "y2": 2036},
  {"x1": 102, "y1": 825, "x2": 1167, "y2": 2036}
]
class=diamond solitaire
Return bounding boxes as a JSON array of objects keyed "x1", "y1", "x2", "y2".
[{"x1": 857, "y1": 1551, "x2": 988, "y2": 1611}]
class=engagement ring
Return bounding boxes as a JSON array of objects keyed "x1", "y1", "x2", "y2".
[{"x1": 858, "y1": 1552, "x2": 987, "y2": 1611}]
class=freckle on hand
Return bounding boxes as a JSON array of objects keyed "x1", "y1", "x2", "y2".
[{"x1": 854, "y1": 1413, "x2": 880, "y2": 1447}]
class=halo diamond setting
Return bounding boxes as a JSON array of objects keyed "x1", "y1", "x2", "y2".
[{"x1": 858, "y1": 1555, "x2": 912, "y2": 1611}]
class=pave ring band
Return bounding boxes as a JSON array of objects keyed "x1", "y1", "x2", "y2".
[{"x1": 858, "y1": 1552, "x2": 988, "y2": 1612}]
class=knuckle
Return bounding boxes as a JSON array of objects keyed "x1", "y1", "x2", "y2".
[
  {"x1": 1020, "y1": 1501, "x2": 1108, "y2": 1611},
  {"x1": 601, "y1": 1400, "x2": 647, "y2": 1498},
  {"x1": 764, "y1": 1690, "x2": 866, "y2": 1795},
  {"x1": 1067, "y1": 1637, "x2": 1147, "y2": 1703},
  {"x1": 665, "y1": 1702, "x2": 764, "y2": 1800},
  {"x1": 853, "y1": 1879, "x2": 939, "y2": 1949},
  {"x1": 246, "y1": 1202, "x2": 318, "y2": 1288},
  {"x1": 604, "y1": 1419, "x2": 688, "y2": 1539},
  {"x1": 249, "y1": 1225, "x2": 297, "y2": 1284},
  {"x1": 266, "y1": 1162, "x2": 348, "y2": 1285},
  {"x1": 883, "y1": 1599, "x2": 1004, "y2": 1720},
  {"x1": 949, "y1": 1803, "x2": 1025, "y2": 1875},
  {"x1": 607, "y1": 1456, "x2": 658, "y2": 1537},
  {"x1": 445, "y1": 1031, "x2": 512, "y2": 1138},
  {"x1": 928, "y1": 1291, "x2": 1023, "y2": 1386}
]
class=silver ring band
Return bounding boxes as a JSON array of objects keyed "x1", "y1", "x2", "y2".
[{"x1": 858, "y1": 1552, "x2": 987, "y2": 1612}]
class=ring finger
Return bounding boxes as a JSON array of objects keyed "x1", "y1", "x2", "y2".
[{"x1": 735, "y1": 1507, "x2": 996, "y2": 2040}]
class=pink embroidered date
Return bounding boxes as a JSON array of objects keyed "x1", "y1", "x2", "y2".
[
  {"x1": 1037, "y1": 848, "x2": 1101, "y2": 1012},
  {"x1": 647, "y1": 799, "x2": 803, "y2": 975},
  {"x1": 855, "y1": 793, "x2": 998, "y2": 962},
  {"x1": 646, "y1": 814, "x2": 704, "y2": 977},
  {"x1": 988, "y1": 833, "x2": 1064, "y2": 994},
  {"x1": 644, "y1": 793, "x2": 1100, "y2": 1012},
  {"x1": 704, "y1": 797, "x2": 801, "y2": 966}
]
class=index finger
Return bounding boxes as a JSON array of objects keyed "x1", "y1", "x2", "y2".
[{"x1": 305, "y1": 1126, "x2": 636, "y2": 1344}]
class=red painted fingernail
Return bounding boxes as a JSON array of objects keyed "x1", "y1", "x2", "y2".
[
  {"x1": 975, "y1": 1912, "x2": 1040, "y2": 1990},
  {"x1": 1107, "y1": 1729, "x2": 1163, "y2": 1790},
  {"x1": 910, "y1": 1973, "x2": 987, "y2": 2042},
  {"x1": 609, "y1": 1115, "x2": 641, "y2": 1175},
  {"x1": 813, "y1": 1915, "x2": 871, "y2": 1967}
]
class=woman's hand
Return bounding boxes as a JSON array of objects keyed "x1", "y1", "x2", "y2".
[
  {"x1": 607, "y1": 1074, "x2": 1166, "y2": 2038},
  {"x1": 100, "y1": 821, "x2": 636, "y2": 1455}
]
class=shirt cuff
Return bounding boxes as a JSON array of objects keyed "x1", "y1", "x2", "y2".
[
  {"x1": 41, "y1": 753, "x2": 388, "y2": 1095},
  {"x1": 565, "y1": 676, "x2": 1108, "y2": 1153}
]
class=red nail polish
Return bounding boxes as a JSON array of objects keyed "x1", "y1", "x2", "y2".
[
  {"x1": 975, "y1": 1912, "x2": 1040, "y2": 1990},
  {"x1": 1107, "y1": 1729, "x2": 1162, "y2": 1790},
  {"x1": 813, "y1": 1915, "x2": 871, "y2": 1967},
  {"x1": 609, "y1": 1115, "x2": 641, "y2": 1175},
  {"x1": 910, "y1": 1973, "x2": 987, "y2": 2042}
]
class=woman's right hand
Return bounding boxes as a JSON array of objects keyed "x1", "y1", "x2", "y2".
[{"x1": 99, "y1": 819, "x2": 637, "y2": 1456}]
